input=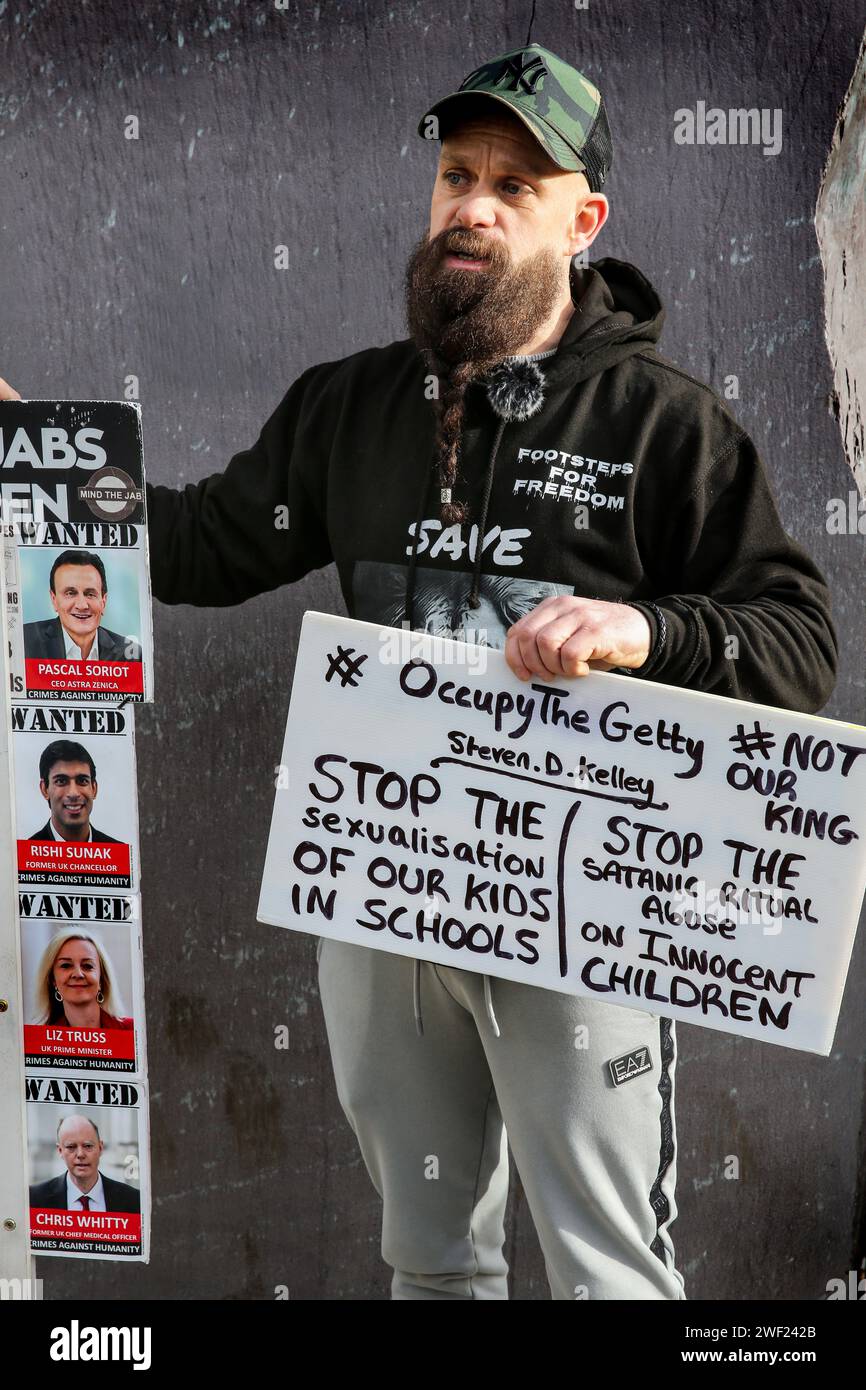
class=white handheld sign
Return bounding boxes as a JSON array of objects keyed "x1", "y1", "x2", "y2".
[{"x1": 258, "y1": 612, "x2": 866, "y2": 1056}]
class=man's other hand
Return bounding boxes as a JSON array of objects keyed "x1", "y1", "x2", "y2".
[
  {"x1": 0, "y1": 377, "x2": 22, "y2": 400},
  {"x1": 505, "y1": 595, "x2": 652, "y2": 681}
]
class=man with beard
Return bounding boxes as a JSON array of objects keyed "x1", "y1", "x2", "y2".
[{"x1": 0, "y1": 42, "x2": 837, "y2": 1299}]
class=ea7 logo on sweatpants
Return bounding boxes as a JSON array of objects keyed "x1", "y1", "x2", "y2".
[{"x1": 608, "y1": 1046, "x2": 653, "y2": 1087}]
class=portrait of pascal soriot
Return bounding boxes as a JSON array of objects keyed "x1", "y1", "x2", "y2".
[
  {"x1": 28, "y1": 739, "x2": 121, "y2": 844},
  {"x1": 22, "y1": 548, "x2": 142, "y2": 663},
  {"x1": 29, "y1": 1114, "x2": 140, "y2": 1214}
]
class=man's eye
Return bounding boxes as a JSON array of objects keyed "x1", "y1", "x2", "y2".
[{"x1": 503, "y1": 182, "x2": 529, "y2": 196}]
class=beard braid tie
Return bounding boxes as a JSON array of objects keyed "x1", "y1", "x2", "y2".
[{"x1": 427, "y1": 355, "x2": 489, "y2": 526}]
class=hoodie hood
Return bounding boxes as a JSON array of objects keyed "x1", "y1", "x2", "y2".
[
  {"x1": 524, "y1": 256, "x2": 665, "y2": 390},
  {"x1": 458, "y1": 257, "x2": 666, "y2": 424}
]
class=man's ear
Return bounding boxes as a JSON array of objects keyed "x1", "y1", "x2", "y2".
[
  {"x1": 49, "y1": 589, "x2": 60, "y2": 615},
  {"x1": 572, "y1": 190, "x2": 609, "y2": 254},
  {"x1": 39, "y1": 779, "x2": 49, "y2": 803}
]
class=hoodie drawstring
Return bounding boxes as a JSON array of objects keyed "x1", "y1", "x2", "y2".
[
  {"x1": 403, "y1": 454, "x2": 436, "y2": 630},
  {"x1": 405, "y1": 405, "x2": 510, "y2": 1042},
  {"x1": 467, "y1": 416, "x2": 507, "y2": 610}
]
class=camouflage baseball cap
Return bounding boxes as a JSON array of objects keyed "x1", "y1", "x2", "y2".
[{"x1": 417, "y1": 43, "x2": 613, "y2": 191}]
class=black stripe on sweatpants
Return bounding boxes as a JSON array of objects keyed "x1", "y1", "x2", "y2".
[{"x1": 648, "y1": 1016, "x2": 675, "y2": 1266}]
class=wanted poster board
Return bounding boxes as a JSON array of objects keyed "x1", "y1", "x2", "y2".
[
  {"x1": 12, "y1": 703, "x2": 140, "y2": 890},
  {"x1": 258, "y1": 612, "x2": 866, "y2": 1057},
  {"x1": 20, "y1": 917, "x2": 143, "y2": 1074},
  {"x1": 26, "y1": 1073, "x2": 149, "y2": 1261},
  {"x1": 0, "y1": 400, "x2": 153, "y2": 704}
]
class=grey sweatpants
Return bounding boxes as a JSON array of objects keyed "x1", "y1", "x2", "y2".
[{"x1": 317, "y1": 936, "x2": 686, "y2": 1301}]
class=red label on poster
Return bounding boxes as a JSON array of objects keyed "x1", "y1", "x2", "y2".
[
  {"x1": 30, "y1": 1208, "x2": 142, "y2": 1253},
  {"x1": 25, "y1": 657, "x2": 144, "y2": 695},
  {"x1": 24, "y1": 1024, "x2": 136, "y2": 1061},
  {"x1": 17, "y1": 841, "x2": 131, "y2": 876}
]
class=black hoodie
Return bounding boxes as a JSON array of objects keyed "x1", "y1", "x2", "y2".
[{"x1": 146, "y1": 257, "x2": 839, "y2": 714}]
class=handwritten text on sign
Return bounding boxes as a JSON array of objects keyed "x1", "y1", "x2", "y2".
[{"x1": 257, "y1": 613, "x2": 866, "y2": 1055}]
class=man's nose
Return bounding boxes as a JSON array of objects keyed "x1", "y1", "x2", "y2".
[{"x1": 453, "y1": 195, "x2": 497, "y2": 229}]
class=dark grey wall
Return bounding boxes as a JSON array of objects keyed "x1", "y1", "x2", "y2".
[{"x1": 2, "y1": 0, "x2": 864, "y2": 1299}]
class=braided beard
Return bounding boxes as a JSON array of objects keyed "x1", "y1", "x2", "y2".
[{"x1": 404, "y1": 226, "x2": 562, "y2": 524}]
